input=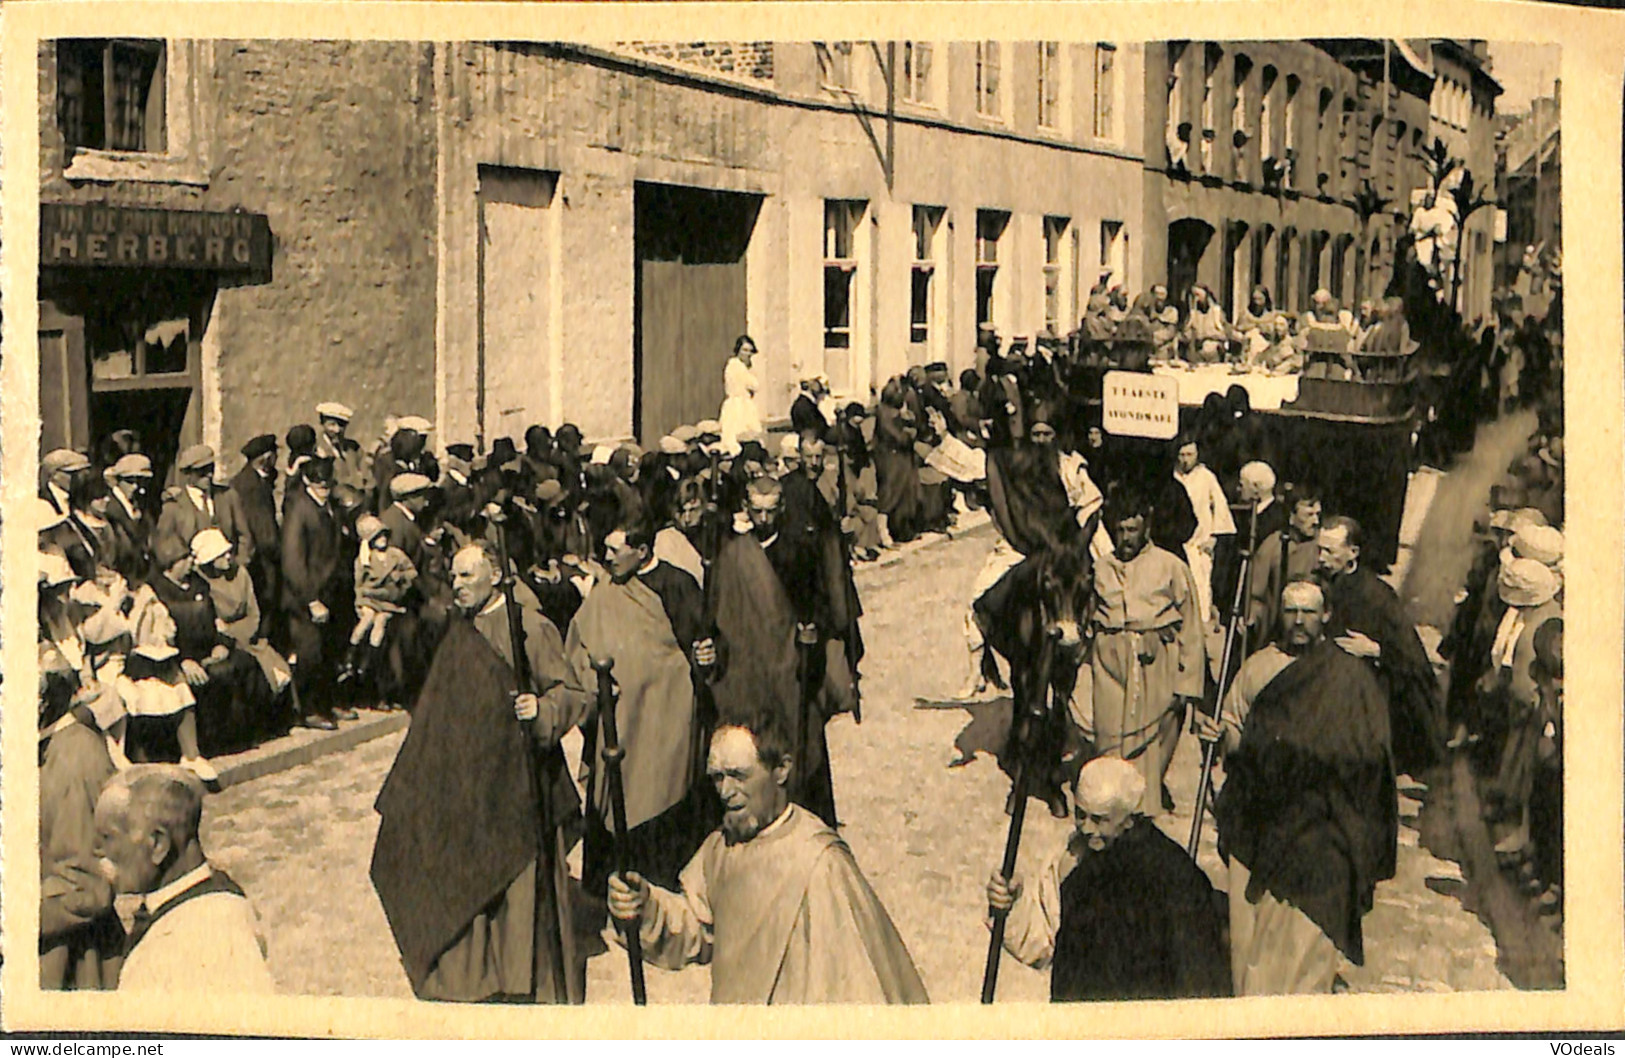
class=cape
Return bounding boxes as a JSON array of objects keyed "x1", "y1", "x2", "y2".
[
  {"x1": 1214, "y1": 639, "x2": 1398, "y2": 964},
  {"x1": 1052, "y1": 824, "x2": 1231, "y2": 1002},
  {"x1": 986, "y1": 445, "x2": 1073, "y2": 556},
  {"x1": 707, "y1": 532, "x2": 801, "y2": 731},
  {"x1": 566, "y1": 575, "x2": 696, "y2": 829},
  {"x1": 370, "y1": 617, "x2": 544, "y2": 991},
  {"x1": 699, "y1": 804, "x2": 928, "y2": 1004},
  {"x1": 1325, "y1": 566, "x2": 1445, "y2": 776}
]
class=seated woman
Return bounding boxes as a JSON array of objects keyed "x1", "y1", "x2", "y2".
[
  {"x1": 192, "y1": 528, "x2": 295, "y2": 740},
  {"x1": 118, "y1": 591, "x2": 204, "y2": 777},
  {"x1": 145, "y1": 533, "x2": 267, "y2": 768}
]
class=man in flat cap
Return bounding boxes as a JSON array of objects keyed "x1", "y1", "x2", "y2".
[
  {"x1": 104, "y1": 454, "x2": 155, "y2": 584},
  {"x1": 155, "y1": 445, "x2": 254, "y2": 575},
  {"x1": 232, "y1": 435, "x2": 283, "y2": 640},
  {"x1": 42, "y1": 449, "x2": 92, "y2": 517},
  {"x1": 280, "y1": 457, "x2": 351, "y2": 729},
  {"x1": 315, "y1": 402, "x2": 370, "y2": 499},
  {"x1": 377, "y1": 471, "x2": 450, "y2": 705}
]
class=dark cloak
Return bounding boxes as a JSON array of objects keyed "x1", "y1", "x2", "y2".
[
  {"x1": 1052, "y1": 823, "x2": 1231, "y2": 1002},
  {"x1": 707, "y1": 531, "x2": 837, "y2": 826},
  {"x1": 1213, "y1": 640, "x2": 1398, "y2": 964},
  {"x1": 370, "y1": 617, "x2": 575, "y2": 996},
  {"x1": 985, "y1": 445, "x2": 1073, "y2": 556},
  {"x1": 1323, "y1": 565, "x2": 1445, "y2": 776}
]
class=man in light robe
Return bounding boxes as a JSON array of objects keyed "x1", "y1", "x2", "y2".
[
  {"x1": 93, "y1": 766, "x2": 276, "y2": 994},
  {"x1": 567, "y1": 522, "x2": 720, "y2": 897},
  {"x1": 606, "y1": 710, "x2": 928, "y2": 1004},
  {"x1": 371, "y1": 543, "x2": 589, "y2": 1003},
  {"x1": 1173, "y1": 435, "x2": 1235, "y2": 630},
  {"x1": 986, "y1": 756, "x2": 1229, "y2": 1001},
  {"x1": 1198, "y1": 580, "x2": 1396, "y2": 995},
  {"x1": 1087, "y1": 490, "x2": 1205, "y2": 817}
]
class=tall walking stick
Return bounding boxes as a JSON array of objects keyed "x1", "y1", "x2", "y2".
[
  {"x1": 1187, "y1": 500, "x2": 1259, "y2": 859},
  {"x1": 490, "y1": 504, "x2": 571, "y2": 1000},
  {"x1": 592, "y1": 656, "x2": 648, "y2": 1006},
  {"x1": 982, "y1": 632, "x2": 1057, "y2": 1004}
]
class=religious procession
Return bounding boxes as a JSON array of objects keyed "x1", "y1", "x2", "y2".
[{"x1": 32, "y1": 36, "x2": 1565, "y2": 1011}]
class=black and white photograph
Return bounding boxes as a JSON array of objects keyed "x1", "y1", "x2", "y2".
[{"x1": 7, "y1": 3, "x2": 1621, "y2": 1039}]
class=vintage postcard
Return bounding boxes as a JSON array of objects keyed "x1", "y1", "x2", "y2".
[{"x1": 2, "y1": 0, "x2": 1622, "y2": 1039}]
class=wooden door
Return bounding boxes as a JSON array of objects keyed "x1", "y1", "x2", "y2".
[{"x1": 39, "y1": 301, "x2": 88, "y2": 453}]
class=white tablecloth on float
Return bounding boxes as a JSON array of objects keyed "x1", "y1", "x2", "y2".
[{"x1": 1152, "y1": 365, "x2": 1301, "y2": 411}]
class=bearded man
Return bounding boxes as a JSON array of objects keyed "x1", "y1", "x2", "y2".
[
  {"x1": 606, "y1": 710, "x2": 928, "y2": 1004},
  {"x1": 1199, "y1": 579, "x2": 1396, "y2": 995}
]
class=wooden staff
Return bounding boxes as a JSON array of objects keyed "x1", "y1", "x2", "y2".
[
  {"x1": 490, "y1": 503, "x2": 570, "y2": 1000},
  {"x1": 592, "y1": 656, "x2": 648, "y2": 1005},
  {"x1": 982, "y1": 630, "x2": 1057, "y2": 1004},
  {"x1": 1187, "y1": 500, "x2": 1259, "y2": 860}
]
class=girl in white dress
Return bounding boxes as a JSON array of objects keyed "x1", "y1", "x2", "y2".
[{"x1": 718, "y1": 334, "x2": 765, "y2": 453}]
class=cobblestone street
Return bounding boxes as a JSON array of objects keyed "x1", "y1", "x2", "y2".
[{"x1": 202, "y1": 520, "x2": 1510, "y2": 1003}]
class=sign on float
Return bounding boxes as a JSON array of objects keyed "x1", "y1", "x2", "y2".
[{"x1": 1102, "y1": 370, "x2": 1180, "y2": 440}]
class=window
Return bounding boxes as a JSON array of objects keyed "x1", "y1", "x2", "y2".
[
  {"x1": 910, "y1": 206, "x2": 945, "y2": 346},
  {"x1": 1043, "y1": 216, "x2": 1072, "y2": 336},
  {"x1": 975, "y1": 42, "x2": 1003, "y2": 120},
  {"x1": 817, "y1": 41, "x2": 855, "y2": 90},
  {"x1": 91, "y1": 315, "x2": 191, "y2": 384},
  {"x1": 1200, "y1": 44, "x2": 1223, "y2": 173},
  {"x1": 1037, "y1": 42, "x2": 1062, "y2": 130},
  {"x1": 900, "y1": 41, "x2": 936, "y2": 106},
  {"x1": 1259, "y1": 66, "x2": 1277, "y2": 161},
  {"x1": 823, "y1": 200, "x2": 865, "y2": 350},
  {"x1": 1283, "y1": 75, "x2": 1300, "y2": 188},
  {"x1": 57, "y1": 39, "x2": 166, "y2": 154},
  {"x1": 1094, "y1": 44, "x2": 1117, "y2": 139},
  {"x1": 1100, "y1": 220, "x2": 1127, "y2": 290},
  {"x1": 975, "y1": 209, "x2": 1009, "y2": 328}
]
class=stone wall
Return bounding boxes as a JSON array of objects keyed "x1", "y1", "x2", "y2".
[{"x1": 614, "y1": 41, "x2": 774, "y2": 82}]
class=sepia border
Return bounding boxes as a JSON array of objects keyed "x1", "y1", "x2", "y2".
[{"x1": 3, "y1": 0, "x2": 1622, "y2": 1038}]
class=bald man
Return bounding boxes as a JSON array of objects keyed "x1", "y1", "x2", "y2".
[
  {"x1": 986, "y1": 756, "x2": 1229, "y2": 1002},
  {"x1": 93, "y1": 766, "x2": 274, "y2": 993},
  {"x1": 1199, "y1": 580, "x2": 1397, "y2": 995}
]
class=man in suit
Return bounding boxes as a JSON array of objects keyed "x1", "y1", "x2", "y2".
[
  {"x1": 154, "y1": 445, "x2": 254, "y2": 570},
  {"x1": 104, "y1": 454, "x2": 156, "y2": 584},
  {"x1": 42, "y1": 448, "x2": 91, "y2": 516},
  {"x1": 279, "y1": 457, "x2": 353, "y2": 729},
  {"x1": 231, "y1": 435, "x2": 282, "y2": 640},
  {"x1": 314, "y1": 401, "x2": 371, "y2": 500}
]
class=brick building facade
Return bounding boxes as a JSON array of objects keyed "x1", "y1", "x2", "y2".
[
  {"x1": 1140, "y1": 39, "x2": 1499, "y2": 325},
  {"x1": 39, "y1": 38, "x2": 1147, "y2": 470}
]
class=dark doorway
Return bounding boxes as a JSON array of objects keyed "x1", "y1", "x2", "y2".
[
  {"x1": 634, "y1": 183, "x2": 762, "y2": 444},
  {"x1": 1166, "y1": 218, "x2": 1214, "y2": 308}
]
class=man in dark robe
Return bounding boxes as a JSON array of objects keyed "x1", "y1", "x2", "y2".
[
  {"x1": 1201, "y1": 579, "x2": 1397, "y2": 994},
  {"x1": 371, "y1": 542, "x2": 589, "y2": 1003},
  {"x1": 1316, "y1": 516, "x2": 1444, "y2": 777},
  {"x1": 567, "y1": 522, "x2": 721, "y2": 897},
  {"x1": 779, "y1": 436, "x2": 863, "y2": 717},
  {"x1": 987, "y1": 756, "x2": 1229, "y2": 1001},
  {"x1": 231, "y1": 435, "x2": 283, "y2": 640},
  {"x1": 707, "y1": 478, "x2": 838, "y2": 827}
]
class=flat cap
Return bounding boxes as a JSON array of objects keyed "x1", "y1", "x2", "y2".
[
  {"x1": 397, "y1": 415, "x2": 433, "y2": 434},
  {"x1": 109, "y1": 453, "x2": 154, "y2": 479},
  {"x1": 315, "y1": 401, "x2": 354, "y2": 423},
  {"x1": 389, "y1": 472, "x2": 433, "y2": 498},
  {"x1": 176, "y1": 444, "x2": 216, "y2": 471},
  {"x1": 241, "y1": 434, "x2": 278, "y2": 460},
  {"x1": 42, "y1": 449, "x2": 91, "y2": 475},
  {"x1": 671, "y1": 425, "x2": 699, "y2": 444},
  {"x1": 658, "y1": 435, "x2": 687, "y2": 455}
]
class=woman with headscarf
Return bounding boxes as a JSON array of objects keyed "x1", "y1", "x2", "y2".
[{"x1": 718, "y1": 334, "x2": 766, "y2": 453}]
